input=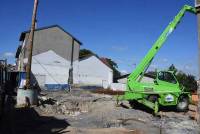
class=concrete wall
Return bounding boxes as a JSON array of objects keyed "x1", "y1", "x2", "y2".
[
  {"x1": 22, "y1": 26, "x2": 80, "y2": 62},
  {"x1": 114, "y1": 76, "x2": 154, "y2": 91},
  {"x1": 22, "y1": 51, "x2": 113, "y2": 90},
  {"x1": 110, "y1": 83, "x2": 126, "y2": 91},
  {"x1": 74, "y1": 56, "x2": 113, "y2": 88},
  {"x1": 28, "y1": 50, "x2": 71, "y2": 90},
  {"x1": 17, "y1": 26, "x2": 114, "y2": 89},
  {"x1": 117, "y1": 76, "x2": 154, "y2": 84}
]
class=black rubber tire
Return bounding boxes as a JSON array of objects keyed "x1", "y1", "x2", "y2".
[
  {"x1": 128, "y1": 100, "x2": 138, "y2": 108},
  {"x1": 176, "y1": 96, "x2": 189, "y2": 112},
  {"x1": 128, "y1": 100, "x2": 134, "y2": 108}
]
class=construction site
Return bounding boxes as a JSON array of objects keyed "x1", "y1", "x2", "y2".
[{"x1": 1, "y1": 0, "x2": 200, "y2": 134}]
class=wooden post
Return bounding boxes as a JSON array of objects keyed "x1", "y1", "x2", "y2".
[
  {"x1": 196, "y1": 0, "x2": 200, "y2": 123},
  {"x1": 25, "y1": 0, "x2": 39, "y2": 89},
  {"x1": 68, "y1": 39, "x2": 74, "y2": 91}
]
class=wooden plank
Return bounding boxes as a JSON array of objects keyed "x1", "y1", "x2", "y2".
[{"x1": 189, "y1": 104, "x2": 198, "y2": 112}]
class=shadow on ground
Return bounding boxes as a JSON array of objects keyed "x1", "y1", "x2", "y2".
[
  {"x1": 127, "y1": 100, "x2": 181, "y2": 115},
  {"x1": 0, "y1": 105, "x2": 70, "y2": 134}
]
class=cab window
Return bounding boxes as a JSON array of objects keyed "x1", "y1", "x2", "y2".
[{"x1": 158, "y1": 72, "x2": 177, "y2": 84}]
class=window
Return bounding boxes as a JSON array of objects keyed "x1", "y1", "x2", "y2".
[{"x1": 158, "y1": 72, "x2": 177, "y2": 84}]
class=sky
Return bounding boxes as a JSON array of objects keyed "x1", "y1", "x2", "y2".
[{"x1": 0, "y1": 0, "x2": 199, "y2": 78}]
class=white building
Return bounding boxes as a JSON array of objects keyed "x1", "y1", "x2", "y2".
[
  {"x1": 16, "y1": 25, "x2": 81, "y2": 90},
  {"x1": 16, "y1": 25, "x2": 113, "y2": 90},
  {"x1": 31, "y1": 50, "x2": 71, "y2": 89},
  {"x1": 113, "y1": 73, "x2": 155, "y2": 91},
  {"x1": 18, "y1": 51, "x2": 113, "y2": 90},
  {"x1": 74, "y1": 55, "x2": 113, "y2": 88}
]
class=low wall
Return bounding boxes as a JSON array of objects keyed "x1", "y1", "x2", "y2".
[{"x1": 110, "y1": 83, "x2": 126, "y2": 91}]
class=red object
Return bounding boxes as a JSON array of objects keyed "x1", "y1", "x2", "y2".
[{"x1": 191, "y1": 94, "x2": 199, "y2": 105}]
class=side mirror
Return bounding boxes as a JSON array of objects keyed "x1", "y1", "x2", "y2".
[{"x1": 154, "y1": 80, "x2": 158, "y2": 85}]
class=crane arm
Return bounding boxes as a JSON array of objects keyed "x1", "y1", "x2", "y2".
[{"x1": 127, "y1": 5, "x2": 196, "y2": 85}]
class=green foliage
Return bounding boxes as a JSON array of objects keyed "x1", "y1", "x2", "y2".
[
  {"x1": 79, "y1": 49, "x2": 94, "y2": 58},
  {"x1": 168, "y1": 64, "x2": 178, "y2": 74},
  {"x1": 168, "y1": 64, "x2": 197, "y2": 92},
  {"x1": 105, "y1": 58, "x2": 121, "y2": 80},
  {"x1": 146, "y1": 71, "x2": 157, "y2": 78},
  {"x1": 176, "y1": 71, "x2": 197, "y2": 92}
]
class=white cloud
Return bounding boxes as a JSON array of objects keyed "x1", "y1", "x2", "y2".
[
  {"x1": 120, "y1": 70, "x2": 128, "y2": 75},
  {"x1": 157, "y1": 58, "x2": 168, "y2": 63},
  {"x1": 162, "y1": 58, "x2": 168, "y2": 62},
  {"x1": 176, "y1": 63, "x2": 198, "y2": 78},
  {"x1": 3, "y1": 52, "x2": 15, "y2": 57},
  {"x1": 149, "y1": 64, "x2": 158, "y2": 71},
  {"x1": 115, "y1": 58, "x2": 124, "y2": 64},
  {"x1": 184, "y1": 64, "x2": 192, "y2": 70},
  {"x1": 150, "y1": 64, "x2": 157, "y2": 68}
]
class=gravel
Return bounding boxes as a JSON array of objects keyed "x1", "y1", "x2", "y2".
[{"x1": 33, "y1": 88, "x2": 200, "y2": 134}]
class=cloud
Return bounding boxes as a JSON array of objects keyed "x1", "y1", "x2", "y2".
[
  {"x1": 114, "y1": 58, "x2": 124, "y2": 64},
  {"x1": 149, "y1": 64, "x2": 158, "y2": 70},
  {"x1": 175, "y1": 63, "x2": 198, "y2": 78},
  {"x1": 157, "y1": 58, "x2": 168, "y2": 63},
  {"x1": 178, "y1": 63, "x2": 193, "y2": 72},
  {"x1": 184, "y1": 66, "x2": 190, "y2": 70},
  {"x1": 111, "y1": 45, "x2": 128, "y2": 52},
  {"x1": 3, "y1": 52, "x2": 15, "y2": 57},
  {"x1": 114, "y1": 56, "x2": 136, "y2": 65},
  {"x1": 184, "y1": 64, "x2": 192, "y2": 70},
  {"x1": 120, "y1": 70, "x2": 128, "y2": 75},
  {"x1": 162, "y1": 58, "x2": 168, "y2": 62}
]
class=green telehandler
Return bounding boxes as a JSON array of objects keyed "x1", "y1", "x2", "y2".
[{"x1": 118, "y1": 5, "x2": 197, "y2": 114}]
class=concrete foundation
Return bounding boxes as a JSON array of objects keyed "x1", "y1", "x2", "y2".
[{"x1": 17, "y1": 88, "x2": 38, "y2": 106}]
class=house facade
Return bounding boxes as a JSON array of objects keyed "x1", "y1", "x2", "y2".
[
  {"x1": 16, "y1": 25, "x2": 113, "y2": 90},
  {"x1": 75, "y1": 55, "x2": 113, "y2": 88},
  {"x1": 16, "y1": 25, "x2": 81, "y2": 90}
]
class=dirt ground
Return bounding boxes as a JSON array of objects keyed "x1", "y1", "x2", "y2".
[{"x1": 0, "y1": 88, "x2": 199, "y2": 134}]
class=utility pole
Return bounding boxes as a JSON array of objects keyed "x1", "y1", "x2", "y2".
[
  {"x1": 68, "y1": 39, "x2": 74, "y2": 91},
  {"x1": 195, "y1": 0, "x2": 200, "y2": 123},
  {"x1": 25, "y1": 0, "x2": 39, "y2": 89},
  {"x1": 17, "y1": 0, "x2": 39, "y2": 106}
]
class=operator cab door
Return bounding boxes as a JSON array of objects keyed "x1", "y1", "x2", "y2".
[{"x1": 155, "y1": 71, "x2": 179, "y2": 91}]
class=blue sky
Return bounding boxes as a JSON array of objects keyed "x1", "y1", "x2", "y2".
[{"x1": 0, "y1": 0, "x2": 199, "y2": 78}]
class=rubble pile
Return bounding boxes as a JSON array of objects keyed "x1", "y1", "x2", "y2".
[
  {"x1": 32, "y1": 88, "x2": 200, "y2": 134},
  {"x1": 36, "y1": 89, "x2": 113, "y2": 116}
]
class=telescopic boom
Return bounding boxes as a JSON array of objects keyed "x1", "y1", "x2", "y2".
[{"x1": 128, "y1": 5, "x2": 196, "y2": 84}]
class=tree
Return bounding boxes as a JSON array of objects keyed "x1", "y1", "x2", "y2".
[
  {"x1": 168, "y1": 64, "x2": 197, "y2": 92},
  {"x1": 176, "y1": 71, "x2": 198, "y2": 92},
  {"x1": 105, "y1": 58, "x2": 121, "y2": 80},
  {"x1": 79, "y1": 49, "x2": 94, "y2": 58},
  {"x1": 146, "y1": 71, "x2": 157, "y2": 78},
  {"x1": 148, "y1": 64, "x2": 198, "y2": 92},
  {"x1": 168, "y1": 64, "x2": 178, "y2": 74}
]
